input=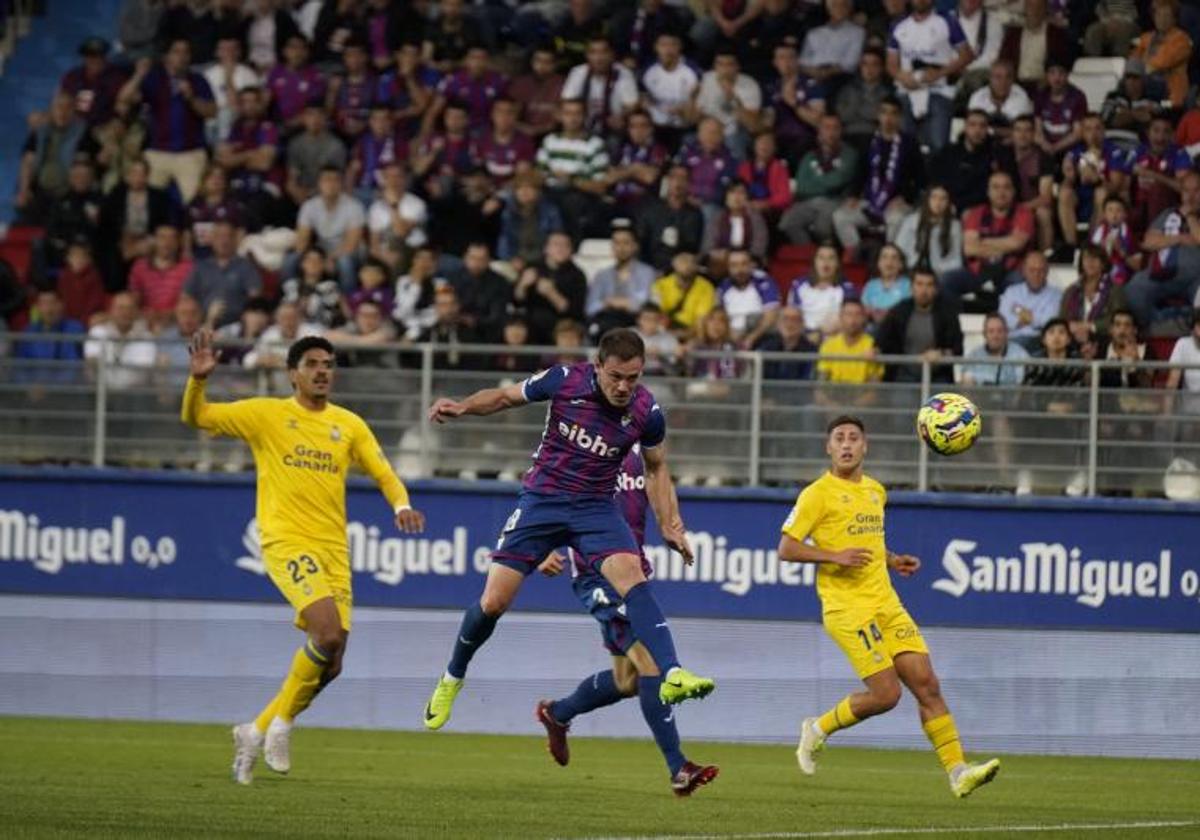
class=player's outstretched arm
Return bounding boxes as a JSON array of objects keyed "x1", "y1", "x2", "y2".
[
  {"x1": 350, "y1": 417, "x2": 427, "y2": 535},
  {"x1": 428, "y1": 381, "x2": 527, "y2": 424},
  {"x1": 778, "y1": 535, "x2": 871, "y2": 568},
  {"x1": 180, "y1": 328, "x2": 259, "y2": 438},
  {"x1": 180, "y1": 328, "x2": 222, "y2": 429},
  {"x1": 642, "y1": 444, "x2": 694, "y2": 563}
]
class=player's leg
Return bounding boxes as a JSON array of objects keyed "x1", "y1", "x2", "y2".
[
  {"x1": 428, "y1": 495, "x2": 563, "y2": 730},
  {"x1": 796, "y1": 610, "x2": 902, "y2": 775},
  {"x1": 624, "y1": 641, "x2": 719, "y2": 795},
  {"x1": 234, "y1": 549, "x2": 347, "y2": 784},
  {"x1": 893, "y1": 651, "x2": 1000, "y2": 798},
  {"x1": 538, "y1": 653, "x2": 632, "y2": 767},
  {"x1": 538, "y1": 589, "x2": 637, "y2": 766},
  {"x1": 599, "y1": 552, "x2": 714, "y2": 705},
  {"x1": 425, "y1": 563, "x2": 526, "y2": 730}
]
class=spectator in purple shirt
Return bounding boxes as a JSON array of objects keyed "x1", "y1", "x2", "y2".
[
  {"x1": 59, "y1": 37, "x2": 128, "y2": 128},
  {"x1": 347, "y1": 105, "x2": 408, "y2": 203},
  {"x1": 216, "y1": 87, "x2": 282, "y2": 228},
  {"x1": 265, "y1": 34, "x2": 327, "y2": 133},
  {"x1": 326, "y1": 39, "x2": 376, "y2": 143},
  {"x1": 473, "y1": 97, "x2": 535, "y2": 186},
  {"x1": 608, "y1": 109, "x2": 668, "y2": 207},
  {"x1": 375, "y1": 43, "x2": 435, "y2": 140},
  {"x1": 763, "y1": 41, "x2": 827, "y2": 163},
  {"x1": 422, "y1": 46, "x2": 508, "y2": 140},
  {"x1": 184, "y1": 166, "x2": 245, "y2": 260},
  {"x1": 675, "y1": 116, "x2": 737, "y2": 221},
  {"x1": 118, "y1": 39, "x2": 217, "y2": 203}
]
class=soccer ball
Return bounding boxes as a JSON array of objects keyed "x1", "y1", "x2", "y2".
[{"x1": 917, "y1": 393, "x2": 982, "y2": 456}]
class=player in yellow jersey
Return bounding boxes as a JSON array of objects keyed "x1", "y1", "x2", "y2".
[
  {"x1": 181, "y1": 330, "x2": 425, "y2": 785},
  {"x1": 778, "y1": 415, "x2": 1000, "y2": 799}
]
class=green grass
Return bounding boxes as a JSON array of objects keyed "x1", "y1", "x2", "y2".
[{"x1": 1, "y1": 718, "x2": 1197, "y2": 839}]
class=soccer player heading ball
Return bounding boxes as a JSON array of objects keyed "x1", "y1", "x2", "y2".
[
  {"x1": 423, "y1": 329, "x2": 715, "y2": 743},
  {"x1": 182, "y1": 331, "x2": 425, "y2": 785},
  {"x1": 778, "y1": 415, "x2": 1000, "y2": 799}
]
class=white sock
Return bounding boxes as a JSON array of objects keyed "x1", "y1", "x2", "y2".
[
  {"x1": 811, "y1": 718, "x2": 827, "y2": 738},
  {"x1": 268, "y1": 716, "x2": 292, "y2": 733},
  {"x1": 443, "y1": 671, "x2": 462, "y2": 684}
]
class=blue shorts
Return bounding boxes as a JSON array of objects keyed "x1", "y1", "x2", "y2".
[
  {"x1": 572, "y1": 572, "x2": 636, "y2": 656},
  {"x1": 491, "y1": 491, "x2": 640, "y2": 575}
]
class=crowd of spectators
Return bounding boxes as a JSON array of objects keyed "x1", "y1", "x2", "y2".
[{"x1": 3, "y1": 0, "x2": 1200, "y2": 421}]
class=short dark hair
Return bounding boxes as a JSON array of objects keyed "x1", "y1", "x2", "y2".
[
  {"x1": 286, "y1": 336, "x2": 335, "y2": 369},
  {"x1": 597, "y1": 328, "x2": 645, "y2": 363},
  {"x1": 318, "y1": 164, "x2": 341, "y2": 178},
  {"x1": 827, "y1": 415, "x2": 866, "y2": 436},
  {"x1": 639, "y1": 302, "x2": 663, "y2": 316},
  {"x1": 912, "y1": 265, "x2": 939, "y2": 283},
  {"x1": 1041, "y1": 317, "x2": 1070, "y2": 336},
  {"x1": 1111, "y1": 308, "x2": 1137, "y2": 327}
]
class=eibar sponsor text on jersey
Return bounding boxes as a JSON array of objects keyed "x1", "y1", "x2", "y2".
[
  {"x1": 558, "y1": 421, "x2": 623, "y2": 458},
  {"x1": 933, "y1": 539, "x2": 1173, "y2": 608}
]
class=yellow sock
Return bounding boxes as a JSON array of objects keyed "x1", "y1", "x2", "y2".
[
  {"x1": 816, "y1": 696, "x2": 860, "y2": 736},
  {"x1": 253, "y1": 695, "x2": 282, "y2": 734},
  {"x1": 273, "y1": 638, "x2": 331, "y2": 723},
  {"x1": 923, "y1": 713, "x2": 965, "y2": 772}
]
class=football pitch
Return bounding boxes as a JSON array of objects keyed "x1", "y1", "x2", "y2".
[{"x1": 1, "y1": 718, "x2": 1196, "y2": 839}]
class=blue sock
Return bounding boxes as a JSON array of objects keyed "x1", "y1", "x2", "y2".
[
  {"x1": 549, "y1": 670, "x2": 625, "y2": 724},
  {"x1": 622, "y1": 582, "x2": 679, "y2": 673},
  {"x1": 639, "y1": 676, "x2": 686, "y2": 776},
  {"x1": 446, "y1": 602, "x2": 499, "y2": 679}
]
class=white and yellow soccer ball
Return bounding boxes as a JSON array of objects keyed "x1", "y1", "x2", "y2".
[{"x1": 917, "y1": 392, "x2": 982, "y2": 456}]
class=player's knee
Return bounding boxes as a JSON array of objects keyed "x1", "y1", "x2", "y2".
[
  {"x1": 915, "y1": 672, "x2": 942, "y2": 704},
  {"x1": 614, "y1": 670, "x2": 639, "y2": 697},
  {"x1": 311, "y1": 629, "x2": 345, "y2": 661},
  {"x1": 479, "y1": 590, "x2": 513, "y2": 616},
  {"x1": 871, "y1": 682, "x2": 902, "y2": 712}
]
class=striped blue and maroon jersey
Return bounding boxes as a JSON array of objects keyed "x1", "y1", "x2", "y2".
[{"x1": 520, "y1": 362, "x2": 665, "y2": 498}]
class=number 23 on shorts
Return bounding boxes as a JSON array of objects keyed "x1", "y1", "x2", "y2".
[{"x1": 287, "y1": 554, "x2": 320, "y2": 583}]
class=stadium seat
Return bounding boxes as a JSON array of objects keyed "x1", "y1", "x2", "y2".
[
  {"x1": 959, "y1": 313, "x2": 986, "y2": 357},
  {"x1": 1047, "y1": 263, "x2": 1077, "y2": 291},
  {"x1": 1069, "y1": 72, "x2": 1120, "y2": 112},
  {"x1": 1073, "y1": 57, "x2": 1126, "y2": 77},
  {"x1": 774, "y1": 243, "x2": 817, "y2": 263},
  {"x1": 576, "y1": 238, "x2": 613, "y2": 260},
  {"x1": 843, "y1": 262, "x2": 868, "y2": 291},
  {"x1": 574, "y1": 238, "x2": 613, "y2": 283}
]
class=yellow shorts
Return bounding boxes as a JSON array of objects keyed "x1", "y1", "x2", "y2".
[
  {"x1": 262, "y1": 542, "x2": 353, "y2": 632},
  {"x1": 824, "y1": 599, "x2": 929, "y2": 680}
]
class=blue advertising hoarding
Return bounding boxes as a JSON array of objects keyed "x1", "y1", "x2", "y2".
[{"x1": 1, "y1": 468, "x2": 1199, "y2": 632}]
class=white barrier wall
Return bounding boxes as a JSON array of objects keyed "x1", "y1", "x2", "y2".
[{"x1": 2, "y1": 595, "x2": 1197, "y2": 759}]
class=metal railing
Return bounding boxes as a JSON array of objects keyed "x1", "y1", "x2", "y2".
[{"x1": 3, "y1": 334, "x2": 1200, "y2": 498}]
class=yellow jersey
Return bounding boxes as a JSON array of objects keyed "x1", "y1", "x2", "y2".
[
  {"x1": 181, "y1": 376, "x2": 409, "y2": 551},
  {"x1": 651, "y1": 274, "x2": 716, "y2": 332},
  {"x1": 817, "y1": 333, "x2": 884, "y2": 384},
  {"x1": 781, "y1": 470, "x2": 895, "y2": 613}
]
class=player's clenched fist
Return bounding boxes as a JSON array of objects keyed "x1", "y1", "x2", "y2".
[{"x1": 428, "y1": 398, "x2": 466, "y2": 424}]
